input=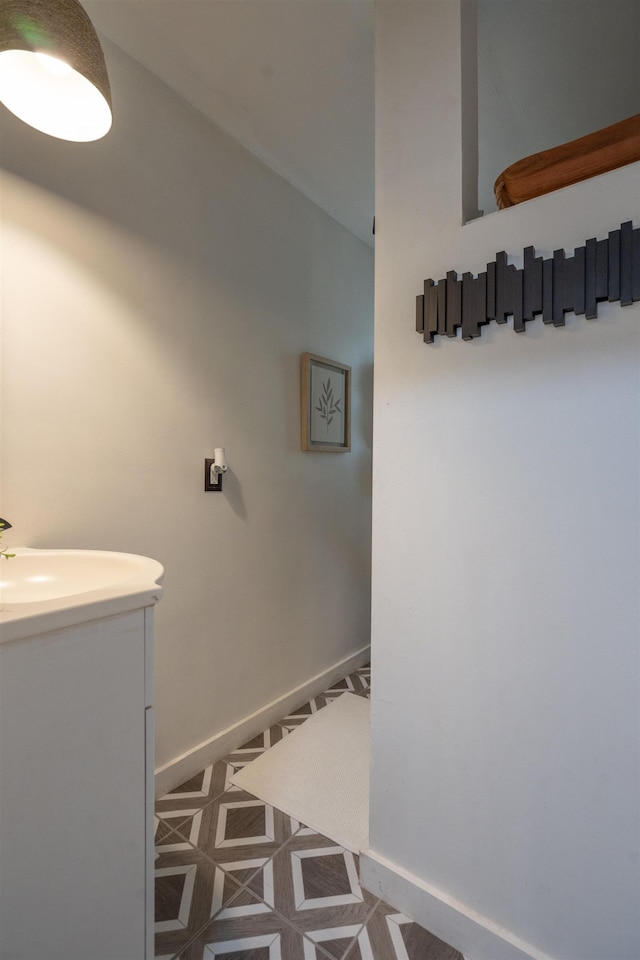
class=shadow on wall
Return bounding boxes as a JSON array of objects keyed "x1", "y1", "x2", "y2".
[{"x1": 220, "y1": 469, "x2": 247, "y2": 522}]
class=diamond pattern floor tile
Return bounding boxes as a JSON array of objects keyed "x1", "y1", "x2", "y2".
[
  {"x1": 152, "y1": 662, "x2": 461, "y2": 960},
  {"x1": 154, "y1": 835, "x2": 244, "y2": 959},
  {"x1": 170, "y1": 784, "x2": 298, "y2": 882},
  {"x1": 277, "y1": 696, "x2": 334, "y2": 733},
  {"x1": 234, "y1": 725, "x2": 290, "y2": 755},
  {"x1": 241, "y1": 829, "x2": 378, "y2": 959},
  {"x1": 346, "y1": 671, "x2": 370, "y2": 697},
  {"x1": 177, "y1": 889, "x2": 336, "y2": 960},
  {"x1": 321, "y1": 676, "x2": 358, "y2": 700},
  {"x1": 156, "y1": 727, "x2": 289, "y2": 831},
  {"x1": 345, "y1": 901, "x2": 463, "y2": 960}
]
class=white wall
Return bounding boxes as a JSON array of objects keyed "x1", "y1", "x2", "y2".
[
  {"x1": 0, "y1": 40, "x2": 373, "y2": 776},
  {"x1": 366, "y1": 3, "x2": 639, "y2": 959}
]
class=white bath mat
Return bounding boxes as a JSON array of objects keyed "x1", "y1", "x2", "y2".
[{"x1": 230, "y1": 692, "x2": 369, "y2": 854}]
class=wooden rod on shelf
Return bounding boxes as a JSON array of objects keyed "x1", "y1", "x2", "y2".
[{"x1": 494, "y1": 114, "x2": 640, "y2": 209}]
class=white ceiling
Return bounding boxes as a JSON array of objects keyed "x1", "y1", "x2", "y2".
[{"x1": 84, "y1": 0, "x2": 375, "y2": 246}]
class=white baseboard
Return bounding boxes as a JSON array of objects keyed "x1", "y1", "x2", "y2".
[
  {"x1": 360, "y1": 849, "x2": 551, "y2": 960},
  {"x1": 155, "y1": 644, "x2": 370, "y2": 798}
]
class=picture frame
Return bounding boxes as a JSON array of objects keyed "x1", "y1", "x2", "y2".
[{"x1": 301, "y1": 353, "x2": 351, "y2": 453}]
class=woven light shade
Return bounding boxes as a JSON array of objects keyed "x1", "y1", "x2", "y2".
[{"x1": 0, "y1": 0, "x2": 112, "y2": 141}]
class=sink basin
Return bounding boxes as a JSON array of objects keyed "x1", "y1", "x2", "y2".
[
  {"x1": 0, "y1": 547, "x2": 164, "y2": 643},
  {"x1": 0, "y1": 548, "x2": 162, "y2": 603}
]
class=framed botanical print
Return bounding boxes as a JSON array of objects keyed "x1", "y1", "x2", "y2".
[{"x1": 300, "y1": 353, "x2": 351, "y2": 453}]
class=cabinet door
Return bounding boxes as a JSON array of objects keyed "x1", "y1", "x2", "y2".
[{"x1": 0, "y1": 611, "x2": 147, "y2": 960}]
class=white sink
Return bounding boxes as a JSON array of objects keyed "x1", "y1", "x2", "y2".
[
  {"x1": 0, "y1": 547, "x2": 164, "y2": 643},
  {"x1": 0, "y1": 548, "x2": 162, "y2": 603}
]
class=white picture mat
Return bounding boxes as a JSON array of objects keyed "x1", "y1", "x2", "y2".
[{"x1": 310, "y1": 361, "x2": 346, "y2": 444}]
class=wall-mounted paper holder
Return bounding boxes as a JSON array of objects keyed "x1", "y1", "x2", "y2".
[{"x1": 204, "y1": 447, "x2": 227, "y2": 491}]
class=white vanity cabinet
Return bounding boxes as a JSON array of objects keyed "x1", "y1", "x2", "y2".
[{"x1": 0, "y1": 550, "x2": 162, "y2": 960}]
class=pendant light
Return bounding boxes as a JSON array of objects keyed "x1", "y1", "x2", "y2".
[{"x1": 0, "y1": 0, "x2": 112, "y2": 141}]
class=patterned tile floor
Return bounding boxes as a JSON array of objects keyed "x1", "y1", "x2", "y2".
[{"x1": 155, "y1": 665, "x2": 463, "y2": 960}]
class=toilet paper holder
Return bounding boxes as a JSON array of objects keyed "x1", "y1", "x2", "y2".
[{"x1": 204, "y1": 447, "x2": 227, "y2": 492}]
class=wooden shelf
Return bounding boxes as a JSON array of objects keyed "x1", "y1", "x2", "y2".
[{"x1": 494, "y1": 113, "x2": 640, "y2": 209}]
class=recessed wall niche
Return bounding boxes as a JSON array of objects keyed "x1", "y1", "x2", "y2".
[{"x1": 474, "y1": 0, "x2": 640, "y2": 216}]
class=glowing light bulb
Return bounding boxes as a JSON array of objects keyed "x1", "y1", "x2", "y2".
[
  {"x1": 0, "y1": 48, "x2": 112, "y2": 141},
  {"x1": 35, "y1": 52, "x2": 73, "y2": 77},
  {"x1": 0, "y1": 0, "x2": 112, "y2": 141}
]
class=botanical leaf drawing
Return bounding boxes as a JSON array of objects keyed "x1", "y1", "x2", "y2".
[{"x1": 315, "y1": 377, "x2": 342, "y2": 432}]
